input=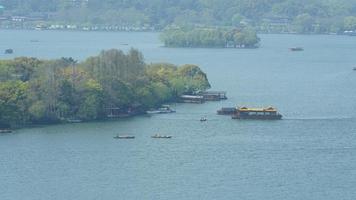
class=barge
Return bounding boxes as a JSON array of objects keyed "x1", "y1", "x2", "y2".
[{"x1": 232, "y1": 107, "x2": 282, "y2": 120}]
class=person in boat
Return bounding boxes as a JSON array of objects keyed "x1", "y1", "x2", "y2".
[{"x1": 200, "y1": 117, "x2": 207, "y2": 121}]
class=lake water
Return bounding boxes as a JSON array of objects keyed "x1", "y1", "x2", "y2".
[{"x1": 1, "y1": 30, "x2": 356, "y2": 200}]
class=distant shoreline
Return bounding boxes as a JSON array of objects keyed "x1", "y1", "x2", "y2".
[{"x1": 0, "y1": 28, "x2": 347, "y2": 36}]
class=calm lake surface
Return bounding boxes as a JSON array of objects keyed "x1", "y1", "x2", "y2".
[{"x1": 1, "y1": 30, "x2": 356, "y2": 200}]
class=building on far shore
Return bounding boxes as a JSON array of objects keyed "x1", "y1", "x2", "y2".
[{"x1": 66, "y1": 0, "x2": 89, "y2": 8}]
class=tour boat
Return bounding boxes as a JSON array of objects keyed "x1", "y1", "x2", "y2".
[{"x1": 232, "y1": 107, "x2": 282, "y2": 120}]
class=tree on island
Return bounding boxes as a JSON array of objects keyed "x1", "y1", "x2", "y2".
[
  {"x1": 0, "y1": 49, "x2": 210, "y2": 128},
  {"x1": 160, "y1": 26, "x2": 260, "y2": 48}
]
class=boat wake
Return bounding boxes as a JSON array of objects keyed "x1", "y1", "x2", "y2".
[{"x1": 284, "y1": 116, "x2": 355, "y2": 121}]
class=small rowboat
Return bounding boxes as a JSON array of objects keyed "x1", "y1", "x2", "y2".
[
  {"x1": 0, "y1": 129, "x2": 12, "y2": 134},
  {"x1": 151, "y1": 134, "x2": 172, "y2": 139},
  {"x1": 114, "y1": 135, "x2": 135, "y2": 139},
  {"x1": 4, "y1": 49, "x2": 13, "y2": 54},
  {"x1": 289, "y1": 47, "x2": 304, "y2": 51},
  {"x1": 200, "y1": 117, "x2": 207, "y2": 122}
]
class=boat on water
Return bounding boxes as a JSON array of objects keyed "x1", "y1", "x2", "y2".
[
  {"x1": 151, "y1": 134, "x2": 172, "y2": 139},
  {"x1": 217, "y1": 107, "x2": 237, "y2": 115},
  {"x1": 0, "y1": 129, "x2": 12, "y2": 134},
  {"x1": 289, "y1": 47, "x2": 304, "y2": 51},
  {"x1": 232, "y1": 107, "x2": 282, "y2": 120},
  {"x1": 4, "y1": 49, "x2": 13, "y2": 54},
  {"x1": 353, "y1": 67, "x2": 356, "y2": 71},
  {"x1": 114, "y1": 135, "x2": 135, "y2": 139},
  {"x1": 146, "y1": 105, "x2": 176, "y2": 114},
  {"x1": 67, "y1": 119, "x2": 82, "y2": 123},
  {"x1": 200, "y1": 117, "x2": 207, "y2": 122}
]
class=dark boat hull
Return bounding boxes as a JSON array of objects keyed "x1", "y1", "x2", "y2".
[{"x1": 114, "y1": 136, "x2": 135, "y2": 139}]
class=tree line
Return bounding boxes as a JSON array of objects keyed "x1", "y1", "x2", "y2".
[
  {"x1": 160, "y1": 26, "x2": 260, "y2": 48},
  {"x1": 2, "y1": 0, "x2": 356, "y2": 33},
  {"x1": 0, "y1": 49, "x2": 210, "y2": 128}
]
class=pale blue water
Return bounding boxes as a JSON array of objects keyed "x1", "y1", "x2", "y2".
[{"x1": 1, "y1": 30, "x2": 356, "y2": 200}]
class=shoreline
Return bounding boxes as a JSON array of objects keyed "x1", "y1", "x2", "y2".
[{"x1": 0, "y1": 28, "x2": 348, "y2": 36}]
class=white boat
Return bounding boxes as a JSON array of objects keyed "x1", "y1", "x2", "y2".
[
  {"x1": 146, "y1": 105, "x2": 176, "y2": 114},
  {"x1": 67, "y1": 119, "x2": 82, "y2": 123}
]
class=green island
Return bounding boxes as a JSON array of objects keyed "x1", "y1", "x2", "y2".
[
  {"x1": 160, "y1": 27, "x2": 260, "y2": 48},
  {"x1": 0, "y1": 49, "x2": 210, "y2": 128}
]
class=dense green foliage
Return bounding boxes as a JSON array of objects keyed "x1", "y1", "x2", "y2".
[
  {"x1": 0, "y1": 49, "x2": 210, "y2": 128},
  {"x1": 161, "y1": 27, "x2": 260, "y2": 48},
  {"x1": 2, "y1": 0, "x2": 356, "y2": 33}
]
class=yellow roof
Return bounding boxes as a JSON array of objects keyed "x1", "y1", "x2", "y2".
[{"x1": 237, "y1": 107, "x2": 277, "y2": 112}]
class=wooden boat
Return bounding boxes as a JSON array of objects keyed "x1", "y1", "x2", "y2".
[
  {"x1": 151, "y1": 134, "x2": 172, "y2": 139},
  {"x1": 289, "y1": 47, "x2": 304, "y2": 51},
  {"x1": 232, "y1": 107, "x2": 282, "y2": 120},
  {"x1": 0, "y1": 129, "x2": 12, "y2": 134},
  {"x1": 114, "y1": 135, "x2": 135, "y2": 139},
  {"x1": 200, "y1": 117, "x2": 207, "y2": 122}
]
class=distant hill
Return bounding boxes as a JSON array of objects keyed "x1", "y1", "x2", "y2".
[{"x1": 1, "y1": 0, "x2": 356, "y2": 33}]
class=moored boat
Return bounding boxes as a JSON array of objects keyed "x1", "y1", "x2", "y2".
[
  {"x1": 146, "y1": 105, "x2": 176, "y2": 114},
  {"x1": 217, "y1": 107, "x2": 237, "y2": 115},
  {"x1": 232, "y1": 107, "x2": 282, "y2": 120},
  {"x1": 114, "y1": 135, "x2": 135, "y2": 139}
]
